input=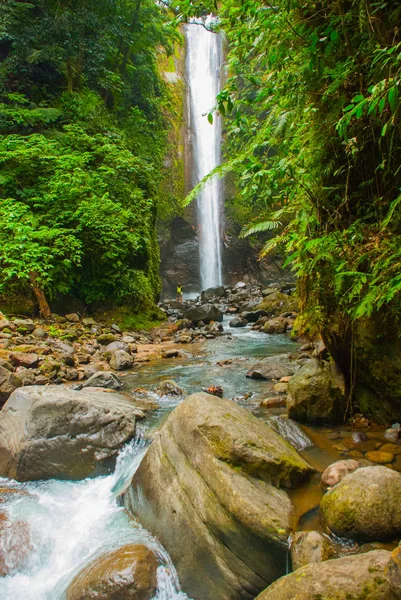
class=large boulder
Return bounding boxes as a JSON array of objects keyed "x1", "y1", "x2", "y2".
[
  {"x1": 287, "y1": 359, "x2": 346, "y2": 423},
  {"x1": 246, "y1": 354, "x2": 300, "y2": 380},
  {"x1": 66, "y1": 544, "x2": 158, "y2": 600},
  {"x1": 320, "y1": 466, "x2": 401, "y2": 541},
  {"x1": 262, "y1": 317, "x2": 288, "y2": 334},
  {"x1": 200, "y1": 285, "x2": 226, "y2": 303},
  {"x1": 109, "y1": 350, "x2": 133, "y2": 371},
  {"x1": 255, "y1": 291, "x2": 298, "y2": 317},
  {"x1": 0, "y1": 386, "x2": 138, "y2": 481},
  {"x1": 255, "y1": 550, "x2": 396, "y2": 600},
  {"x1": 183, "y1": 303, "x2": 223, "y2": 325},
  {"x1": 0, "y1": 364, "x2": 22, "y2": 406},
  {"x1": 123, "y1": 393, "x2": 313, "y2": 600}
]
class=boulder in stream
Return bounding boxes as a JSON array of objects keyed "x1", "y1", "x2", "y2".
[
  {"x1": 287, "y1": 359, "x2": 346, "y2": 423},
  {"x1": 255, "y1": 550, "x2": 396, "y2": 600},
  {"x1": 123, "y1": 392, "x2": 314, "y2": 600},
  {"x1": 320, "y1": 465, "x2": 401, "y2": 541},
  {"x1": 0, "y1": 386, "x2": 139, "y2": 481},
  {"x1": 290, "y1": 531, "x2": 334, "y2": 570},
  {"x1": 246, "y1": 354, "x2": 300, "y2": 380},
  {"x1": 183, "y1": 303, "x2": 223, "y2": 325},
  {"x1": 321, "y1": 458, "x2": 373, "y2": 489},
  {"x1": 66, "y1": 544, "x2": 158, "y2": 600}
]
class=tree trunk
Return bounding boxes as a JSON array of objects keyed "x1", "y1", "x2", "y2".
[{"x1": 30, "y1": 273, "x2": 51, "y2": 319}]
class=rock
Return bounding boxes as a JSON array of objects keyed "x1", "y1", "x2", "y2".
[
  {"x1": 0, "y1": 320, "x2": 13, "y2": 331},
  {"x1": 234, "y1": 281, "x2": 247, "y2": 289},
  {"x1": 111, "y1": 323, "x2": 121, "y2": 334},
  {"x1": 0, "y1": 365, "x2": 22, "y2": 405},
  {"x1": 246, "y1": 354, "x2": 300, "y2": 380},
  {"x1": 255, "y1": 291, "x2": 298, "y2": 317},
  {"x1": 385, "y1": 428, "x2": 400, "y2": 442},
  {"x1": 255, "y1": 550, "x2": 396, "y2": 600},
  {"x1": 66, "y1": 313, "x2": 80, "y2": 322},
  {"x1": 81, "y1": 371, "x2": 122, "y2": 390},
  {"x1": 365, "y1": 450, "x2": 394, "y2": 464},
  {"x1": 388, "y1": 545, "x2": 401, "y2": 599},
  {"x1": 241, "y1": 310, "x2": 268, "y2": 323},
  {"x1": 12, "y1": 319, "x2": 35, "y2": 332},
  {"x1": 0, "y1": 512, "x2": 32, "y2": 576},
  {"x1": 202, "y1": 385, "x2": 223, "y2": 397},
  {"x1": 273, "y1": 383, "x2": 288, "y2": 394},
  {"x1": 50, "y1": 340, "x2": 75, "y2": 365},
  {"x1": 97, "y1": 333, "x2": 117, "y2": 345},
  {"x1": 0, "y1": 358, "x2": 13, "y2": 372},
  {"x1": 200, "y1": 286, "x2": 225, "y2": 303},
  {"x1": 0, "y1": 386, "x2": 138, "y2": 481},
  {"x1": 262, "y1": 317, "x2": 288, "y2": 334},
  {"x1": 287, "y1": 359, "x2": 346, "y2": 423},
  {"x1": 229, "y1": 317, "x2": 248, "y2": 327},
  {"x1": 83, "y1": 317, "x2": 96, "y2": 326},
  {"x1": 66, "y1": 544, "x2": 158, "y2": 600},
  {"x1": 33, "y1": 327, "x2": 47, "y2": 338},
  {"x1": 178, "y1": 334, "x2": 192, "y2": 343},
  {"x1": 321, "y1": 459, "x2": 372, "y2": 489},
  {"x1": 183, "y1": 304, "x2": 223, "y2": 325},
  {"x1": 16, "y1": 367, "x2": 36, "y2": 386},
  {"x1": 105, "y1": 341, "x2": 130, "y2": 354},
  {"x1": 352, "y1": 431, "x2": 368, "y2": 444},
  {"x1": 380, "y1": 443, "x2": 401, "y2": 455},
  {"x1": 155, "y1": 380, "x2": 184, "y2": 396},
  {"x1": 291, "y1": 531, "x2": 333, "y2": 570},
  {"x1": 320, "y1": 466, "x2": 401, "y2": 541},
  {"x1": 161, "y1": 349, "x2": 180, "y2": 358},
  {"x1": 260, "y1": 396, "x2": 287, "y2": 408},
  {"x1": 123, "y1": 393, "x2": 314, "y2": 600},
  {"x1": 9, "y1": 352, "x2": 39, "y2": 369},
  {"x1": 109, "y1": 350, "x2": 133, "y2": 371}
]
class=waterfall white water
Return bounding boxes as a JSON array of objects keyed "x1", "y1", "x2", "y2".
[
  {"x1": 186, "y1": 20, "x2": 224, "y2": 290},
  {"x1": 0, "y1": 436, "x2": 190, "y2": 600}
]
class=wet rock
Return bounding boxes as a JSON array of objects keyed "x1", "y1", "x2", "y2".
[
  {"x1": 124, "y1": 393, "x2": 314, "y2": 600},
  {"x1": 287, "y1": 359, "x2": 346, "y2": 424},
  {"x1": 255, "y1": 550, "x2": 396, "y2": 600},
  {"x1": 321, "y1": 459, "x2": 372, "y2": 490},
  {"x1": 0, "y1": 386, "x2": 138, "y2": 481},
  {"x1": 255, "y1": 291, "x2": 298, "y2": 318},
  {"x1": 385, "y1": 428, "x2": 400, "y2": 443},
  {"x1": 291, "y1": 531, "x2": 333, "y2": 570},
  {"x1": 0, "y1": 365, "x2": 22, "y2": 405},
  {"x1": 202, "y1": 385, "x2": 223, "y2": 397},
  {"x1": 265, "y1": 416, "x2": 313, "y2": 451},
  {"x1": 241, "y1": 310, "x2": 268, "y2": 323},
  {"x1": 262, "y1": 317, "x2": 288, "y2": 334},
  {"x1": 352, "y1": 431, "x2": 368, "y2": 444},
  {"x1": 161, "y1": 349, "x2": 180, "y2": 358},
  {"x1": 229, "y1": 317, "x2": 247, "y2": 327},
  {"x1": 380, "y1": 443, "x2": 401, "y2": 455},
  {"x1": 183, "y1": 304, "x2": 223, "y2": 325},
  {"x1": 178, "y1": 334, "x2": 192, "y2": 343},
  {"x1": 273, "y1": 382, "x2": 288, "y2": 394},
  {"x1": 9, "y1": 352, "x2": 39, "y2": 369},
  {"x1": 155, "y1": 380, "x2": 184, "y2": 396},
  {"x1": 81, "y1": 371, "x2": 122, "y2": 390},
  {"x1": 109, "y1": 350, "x2": 133, "y2": 371},
  {"x1": 247, "y1": 354, "x2": 300, "y2": 380},
  {"x1": 321, "y1": 466, "x2": 401, "y2": 541},
  {"x1": 0, "y1": 512, "x2": 32, "y2": 576},
  {"x1": 365, "y1": 450, "x2": 394, "y2": 464},
  {"x1": 66, "y1": 544, "x2": 158, "y2": 600},
  {"x1": 260, "y1": 396, "x2": 287, "y2": 408},
  {"x1": 200, "y1": 286, "x2": 226, "y2": 303}
]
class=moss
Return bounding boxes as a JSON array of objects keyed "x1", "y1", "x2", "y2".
[{"x1": 93, "y1": 306, "x2": 165, "y2": 332}]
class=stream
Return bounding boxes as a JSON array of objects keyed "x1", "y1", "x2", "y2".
[{"x1": 0, "y1": 319, "x2": 398, "y2": 598}]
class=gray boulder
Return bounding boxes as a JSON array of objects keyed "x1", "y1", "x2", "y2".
[
  {"x1": 124, "y1": 393, "x2": 313, "y2": 600},
  {"x1": 255, "y1": 550, "x2": 396, "y2": 600},
  {"x1": 287, "y1": 359, "x2": 346, "y2": 423},
  {"x1": 246, "y1": 354, "x2": 300, "y2": 380},
  {"x1": 320, "y1": 466, "x2": 401, "y2": 541},
  {"x1": 200, "y1": 286, "x2": 226, "y2": 303},
  {"x1": 110, "y1": 350, "x2": 133, "y2": 371},
  {"x1": 81, "y1": 371, "x2": 122, "y2": 390},
  {"x1": 241, "y1": 310, "x2": 268, "y2": 323},
  {"x1": 291, "y1": 531, "x2": 334, "y2": 570},
  {"x1": 229, "y1": 317, "x2": 248, "y2": 328},
  {"x1": 262, "y1": 317, "x2": 288, "y2": 334},
  {"x1": 183, "y1": 304, "x2": 223, "y2": 325},
  {"x1": 105, "y1": 341, "x2": 130, "y2": 354},
  {"x1": 0, "y1": 386, "x2": 138, "y2": 481}
]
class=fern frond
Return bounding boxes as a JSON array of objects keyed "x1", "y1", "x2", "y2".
[{"x1": 240, "y1": 219, "x2": 281, "y2": 238}]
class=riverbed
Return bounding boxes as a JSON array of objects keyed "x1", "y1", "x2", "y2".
[{"x1": 0, "y1": 320, "x2": 398, "y2": 598}]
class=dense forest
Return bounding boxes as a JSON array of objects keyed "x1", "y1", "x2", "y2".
[{"x1": 0, "y1": 0, "x2": 179, "y2": 319}]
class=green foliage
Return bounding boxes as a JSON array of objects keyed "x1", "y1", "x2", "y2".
[
  {"x1": 179, "y1": 0, "x2": 401, "y2": 329},
  {"x1": 0, "y1": 0, "x2": 179, "y2": 310}
]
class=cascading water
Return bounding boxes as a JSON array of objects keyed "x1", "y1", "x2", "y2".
[
  {"x1": 0, "y1": 435, "x2": 190, "y2": 600},
  {"x1": 186, "y1": 20, "x2": 224, "y2": 290}
]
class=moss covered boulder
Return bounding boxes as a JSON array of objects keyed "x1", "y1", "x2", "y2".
[
  {"x1": 124, "y1": 392, "x2": 314, "y2": 600},
  {"x1": 255, "y1": 291, "x2": 298, "y2": 317},
  {"x1": 255, "y1": 550, "x2": 396, "y2": 600},
  {"x1": 320, "y1": 466, "x2": 401, "y2": 541},
  {"x1": 287, "y1": 359, "x2": 346, "y2": 423},
  {"x1": 66, "y1": 544, "x2": 158, "y2": 600}
]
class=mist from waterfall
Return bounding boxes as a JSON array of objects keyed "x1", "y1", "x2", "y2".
[{"x1": 186, "y1": 20, "x2": 223, "y2": 291}]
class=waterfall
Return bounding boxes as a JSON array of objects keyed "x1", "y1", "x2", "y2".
[{"x1": 186, "y1": 20, "x2": 223, "y2": 290}]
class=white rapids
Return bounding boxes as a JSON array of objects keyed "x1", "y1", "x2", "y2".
[
  {"x1": 0, "y1": 435, "x2": 190, "y2": 600},
  {"x1": 186, "y1": 19, "x2": 224, "y2": 290}
]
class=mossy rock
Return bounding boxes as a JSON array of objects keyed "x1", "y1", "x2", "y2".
[
  {"x1": 255, "y1": 291, "x2": 298, "y2": 317},
  {"x1": 320, "y1": 466, "x2": 401, "y2": 541}
]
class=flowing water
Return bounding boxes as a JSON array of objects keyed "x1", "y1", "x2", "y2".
[{"x1": 186, "y1": 20, "x2": 224, "y2": 289}]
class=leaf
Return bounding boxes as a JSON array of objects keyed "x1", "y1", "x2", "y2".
[
  {"x1": 207, "y1": 112, "x2": 214, "y2": 124},
  {"x1": 388, "y1": 86, "x2": 399, "y2": 113}
]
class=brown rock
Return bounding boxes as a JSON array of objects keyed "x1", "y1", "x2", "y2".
[
  {"x1": 291, "y1": 531, "x2": 334, "y2": 570},
  {"x1": 365, "y1": 450, "x2": 394, "y2": 464},
  {"x1": 260, "y1": 397, "x2": 287, "y2": 408},
  {"x1": 9, "y1": 352, "x2": 39, "y2": 368},
  {"x1": 0, "y1": 364, "x2": 22, "y2": 405},
  {"x1": 66, "y1": 544, "x2": 158, "y2": 600},
  {"x1": 321, "y1": 459, "x2": 372, "y2": 489}
]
